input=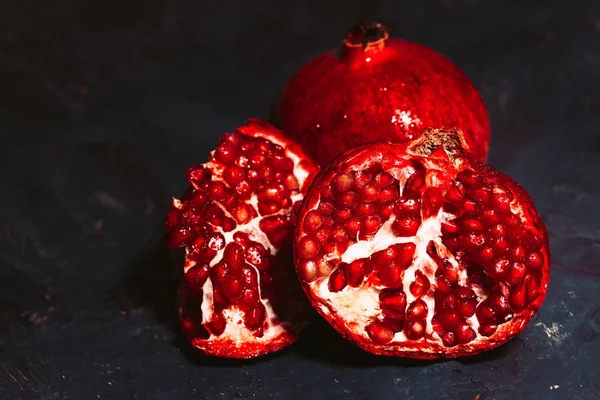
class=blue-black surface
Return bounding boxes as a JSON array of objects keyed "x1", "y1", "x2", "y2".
[{"x1": 1, "y1": 1, "x2": 599, "y2": 399}]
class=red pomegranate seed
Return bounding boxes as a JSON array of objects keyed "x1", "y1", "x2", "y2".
[
  {"x1": 344, "y1": 260, "x2": 366, "y2": 287},
  {"x1": 461, "y1": 218, "x2": 484, "y2": 233},
  {"x1": 455, "y1": 324, "x2": 476, "y2": 344},
  {"x1": 488, "y1": 258, "x2": 510, "y2": 280},
  {"x1": 405, "y1": 320, "x2": 426, "y2": 340},
  {"x1": 479, "y1": 246, "x2": 495, "y2": 264},
  {"x1": 435, "y1": 276, "x2": 453, "y2": 296},
  {"x1": 511, "y1": 245, "x2": 527, "y2": 261},
  {"x1": 365, "y1": 321, "x2": 395, "y2": 344},
  {"x1": 212, "y1": 288, "x2": 230, "y2": 310},
  {"x1": 303, "y1": 210, "x2": 323, "y2": 232},
  {"x1": 445, "y1": 184, "x2": 465, "y2": 204},
  {"x1": 297, "y1": 236, "x2": 321, "y2": 259},
  {"x1": 317, "y1": 260, "x2": 335, "y2": 277},
  {"x1": 223, "y1": 243, "x2": 244, "y2": 270},
  {"x1": 392, "y1": 215, "x2": 420, "y2": 236},
  {"x1": 379, "y1": 289, "x2": 407, "y2": 315},
  {"x1": 454, "y1": 286, "x2": 475, "y2": 300},
  {"x1": 361, "y1": 214, "x2": 383, "y2": 237},
  {"x1": 441, "y1": 331, "x2": 457, "y2": 347},
  {"x1": 374, "y1": 172, "x2": 395, "y2": 187},
  {"x1": 438, "y1": 310, "x2": 460, "y2": 330},
  {"x1": 331, "y1": 227, "x2": 350, "y2": 245},
  {"x1": 328, "y1": 268, "x2": 347, "y2": 292},
  {"x1": 457, "y1": 298, "x2": 477, "y2": 318},
  {"x1": 245, "y1": 242, "x2": 267, "y2": 268},
  {"x1": 404, "y1": 171, "x2": 425, "y2": 196},
  {"x1": 222, "y1": 277, "x2": 243, "y2": 302},
  {"x1": 526, "y1": 274, "x2": 540, "y2": 302},
  {"x1": 336, "y1": 191, "x2": 357, "y2": 208},
  {"x1": 480, "y1": 208, "x2": 499, "y2": 226},
  {"x1": 314, "y1": 228, "x2": 331, "y2": 244},
  {"x1": 409, "y1": 271, "x2": 431, "y2": 298},
  {"x1": 455, "y1": 170, "x2": 479, "y2": 187},
  {"x1": 318, "y1": 202, "x2": 335, "y2": 215},
  {"x1": 360, "y1": 185, "x2": 379, "y2": 202},
  {"x1": 352, "y1": 170, "x2": 372, "y2": 188},
  {"x1": 479, "y1": 324, "x2": 498, "y2": 337},
  {"x1": 422, "y1": 187, "x2": 443, "y2": 218},
  {"x1": 378, "y1": 262, "x2": 404, "y2": 288},
  {"x1": 441, "y1": 221, "x2": 460, "y2": 236},
  {"x1": 245, "y1": 303, "x2": 267, "y2": 331},
  {"x1": 476, "y1": 304, "x2": 496, "y2": 325},
  {"x1": 395, "y1": 196, "x2": 421, "y2": 214},
  {"x1": 186, "y1": 165, "x2": 212, "y2": 187},
  {"x1": 186, "y1": 264, "x2": 210, "y2": 291},
  {"x1": 297, "y1": 259, "x2": 318, "y2": 282},
  {"x1": 509, "y1": 282, "x2": 527, "y2": 311},
  {"x1": 505, "y1": 262, "x2": 527, "y2": 286},
  {"x1": 395, "y1": 242, "x2": 417, "y2": 269},
  {"x1": 407, "y1": 299, "x2": 428, "y2": 320},
  {"x1": 379, "y1": 185, "x2": 400, "y2": 203},
  {"x1": 462, "y1": 233, "x2": 486, "y2": 251},
  {"x1": 334, "y1": 208, "x2": 353, "y2": 221},
  {"x1": 441, "y1": 261, "x2": 459, "y2": 284},
  {"x1": 493, "y1": 192, "x2": 512, "y2": 213},
  {"x1": 241, "y1": 266, "x2": 258, "y2": 287},
  {"x1": 321, "y1": 186, "x2": 334, "y2": 201},
  {"x1": 356, "y1": 202, "x2": 377, "y2": 216},
  {"x1": 169, "y1": 225, "x2": 193, "y2": 247},
  {"x1": 463, "y1": 199, "x2": 477, "y2": 214},
  {"x1": 344, "y1": 218, "x2": 361, "y2": 237},
  {"x1": 206, "y1": 313, "x2": 227, "y2": 336},
  {"x1": 331, "y1": 173, "x2": 354, "y2": 192}
]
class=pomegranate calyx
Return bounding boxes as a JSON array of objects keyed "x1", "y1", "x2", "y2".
[
  {"x1": 343, "y1": 21, "x2": 389, "y2": 54},
  {"x1": 408, "y1": 127, "x2": 471, "y2": 162}
]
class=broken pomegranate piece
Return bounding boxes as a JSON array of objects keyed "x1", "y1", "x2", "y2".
[
  {"x1": 294, "y1": 128, "x2": 550, "y2": 358},
  {"x1": 166, "y1": 119, "x2": 319, "y2": 358}
]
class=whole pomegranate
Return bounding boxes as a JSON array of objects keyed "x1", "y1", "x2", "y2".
[
  {"x1": 166, "y1": 119, "x2": 319, "y2": 358},
  {"x1": 271, "y1": 21, "x2": 491, "y2": 166},
  {"x1": 294, "y1": 128, "x2": 549, "y2": 358}
]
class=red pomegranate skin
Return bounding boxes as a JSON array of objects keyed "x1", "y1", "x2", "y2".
[{"x1": 271, "y1": 22, "x2": 491, "y2": 166}]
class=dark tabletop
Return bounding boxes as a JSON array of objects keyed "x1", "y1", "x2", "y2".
[{"x1": 1, "y1": 1, "x2": 600, "y2": 399}]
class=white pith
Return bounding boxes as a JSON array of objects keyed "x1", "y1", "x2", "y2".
[
  {"x1": 176, "y1": 132, "x2": 312, "y2": 345},
  {"x1": 309, "y1": 160, "x2": 526, "y2": 351}
]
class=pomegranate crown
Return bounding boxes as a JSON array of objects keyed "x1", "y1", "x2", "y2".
[
  {"x1": 408, "y1": 127, "x2": 471, "y2": 162},
  {"x1": 344, "y1": 21, "x2": 389, "y2": 50}
]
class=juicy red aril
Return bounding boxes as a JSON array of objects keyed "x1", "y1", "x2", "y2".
[
  {"x1": 168, "y1": 120, "x2": 319, "y2": 359},
  {"x1": 365, "y1": 321, "x2": 395, "y2": 344},
  {"x1": 407, "y1": 300, "x2": 428, "y2": 320},
  {"x1": 344, "y1": 260, "x2": 366, "y2": 287},
  {"x1": 328, "y1": 268, "x2": 347, "y2": 292},
  {"x1": 379, "y1": 289, "x2": 407, "y2": 318},
  {"x1": 294, "y1": 129, "x2": 550, "y2": 359}
]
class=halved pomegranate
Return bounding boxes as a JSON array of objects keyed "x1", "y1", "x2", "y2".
[
  {"x1": 166, "y1": 119, "x2": 319, "y2": 358},
  {"x1": 294, "y1": 128, "x2": 550, "y2": 358}
]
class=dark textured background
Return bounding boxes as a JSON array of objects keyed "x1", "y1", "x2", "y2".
[{"x1": 1, "y1": 0, "x2": 600, "y2": 399}]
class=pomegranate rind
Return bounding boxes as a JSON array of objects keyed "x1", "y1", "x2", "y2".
[
  {"x1": 294, "y1": 129, "x2": 550, "y2": 359},
  {"x1": 169, "y1": 119, "x2": 319, "y2": 359}
]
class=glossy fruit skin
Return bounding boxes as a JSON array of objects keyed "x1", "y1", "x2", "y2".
[
  {"x1": 293, "y1": 128, "x2": 549, "y2": 359},
  {"x1": 166, "y1": 119, "x2": 319, "y2": 359},
  {"x1": 271, "y1": 22, "x2": 490, "y2": 166}
]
